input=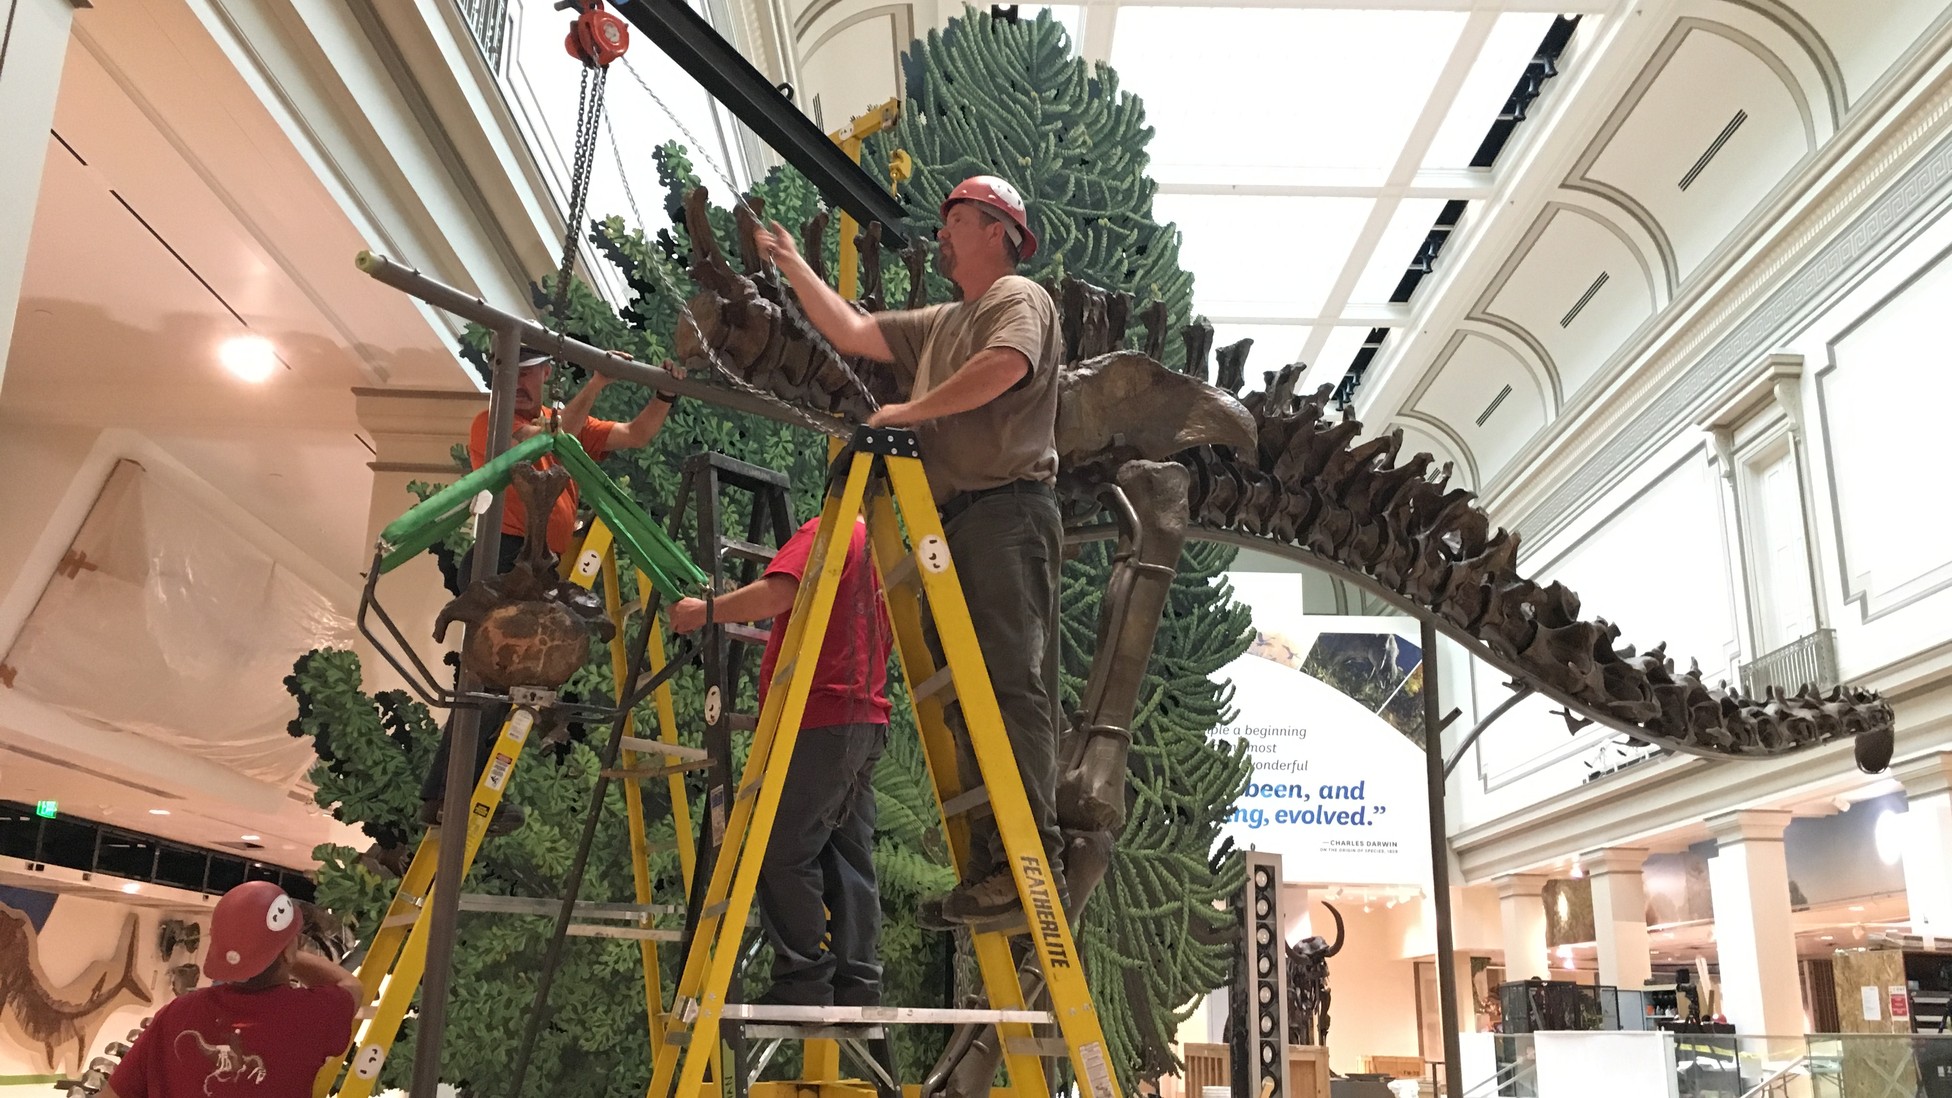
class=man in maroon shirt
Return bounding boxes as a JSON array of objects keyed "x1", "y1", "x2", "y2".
[
  {"x1": 105, "y1": 882, "x2": 360, "y2": 1098},
  {"x1": 670, "y1": 516, "x2": 892, "y2": 1006}
]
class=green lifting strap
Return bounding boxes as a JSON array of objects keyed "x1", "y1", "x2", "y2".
[
  {"x1": 377, "y1": 433, "x2": 555, "y2": 556},
  {"x1": 549, "y1": 432, "x2": 707, "y2": 603},
  {"x1": 371, "y1": 429, "x2": 707, "y2": 605}
]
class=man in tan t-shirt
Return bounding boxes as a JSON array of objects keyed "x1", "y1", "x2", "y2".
[{"x1": 754, "y1": 175, "x2": 1065, "y2": 926}]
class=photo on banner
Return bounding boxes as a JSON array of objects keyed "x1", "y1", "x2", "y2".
[{"x1": 1211, "y1": 572, "x2": 1432, "y2": 887}]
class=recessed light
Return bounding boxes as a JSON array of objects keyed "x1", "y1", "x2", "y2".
[
  {"x1": 219, "y1": 335, "x2": 278, "y2": 382},
  {"x1": 121, "y1": 882, "x2": 141, "y2": 894},
  {"x1": 1820, "y1": 935, "x2": 1834, "y2": 941},
  {"x1": 240, "y1": 835, "x2": 261, "y2": 842},
  {"x1": 149, "y1": 809, "x2": 171, "y2": 816},
  {"x1": 1850, "y1": 905, "x2": 1866, "y2": 912}
]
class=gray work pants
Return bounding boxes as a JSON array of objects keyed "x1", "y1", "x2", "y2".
[
  {"x1": 756, "y1": 722, "x2": 886, "y2": 1005},
  {"x1": 934, "y1": 485, "x2": 1065, "y2": 882}
]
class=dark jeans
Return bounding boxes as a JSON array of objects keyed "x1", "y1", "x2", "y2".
[
  {"x1": 756, "y1": 723, "x2": 886, "y2": 1005},
  {"x1": 932, "y1": 484, "x2": 1064, "y2": 882},
  {"x1": 423, "y1": 535, "x2": 527, "y2": 804}
]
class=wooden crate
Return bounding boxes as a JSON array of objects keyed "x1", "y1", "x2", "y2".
[
  {"x1": 1363, "y1": 1055, "x2": 1426, "y2": 1080},
  {"x1": 1172, "y1": 1044, "x2": 1329, "y2": 1098}
]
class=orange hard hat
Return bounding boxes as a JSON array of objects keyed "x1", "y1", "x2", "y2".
[
  {"x1": 941, "y1": 175, "x2": 1038, "y2": 260},
  {"x1": 205, "y1": 881, "x2": 302, "y2": 981}
]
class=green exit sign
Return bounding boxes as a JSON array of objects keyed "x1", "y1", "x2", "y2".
[{"x1": 34, "y1": 800, "x2": 58, "y2": 819}]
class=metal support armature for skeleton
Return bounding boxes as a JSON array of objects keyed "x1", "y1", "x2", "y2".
[{"x1": 664, "y1": 182, "x2": 1897, "y2": 1090}]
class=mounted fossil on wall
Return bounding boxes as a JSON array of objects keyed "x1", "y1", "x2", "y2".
[{"x1": 1, "y1": 902, "x2": 154, "y2": 1074}]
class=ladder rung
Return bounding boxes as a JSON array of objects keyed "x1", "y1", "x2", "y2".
[
  {"x1": 618, "y1": 736, "x2": 708, "y2": 762},
  {"x1": 456, "y1": 895, "x2": 683, "y2": 919},
  {"x1": 382, "y1": 912, "x2": 419, "y2": 929},
  {"x1": 719, "y1": 1004, "x2": 1053, "y2": 1026},
  {"x1": 1003, "y1": 1037, "x2": 1071, "y2": 1058},
  {"x1": 743, "y1": 1023, "x2": 888, "y2": 1041},
  {"x1": 724, "y1": 713, "x2": 759, "y2": 732},
  {"x1": 725, "y1": 624, "x2": 770, "y2": 646},
  {"x1": 883, "y1": 552, "x2": 920, "y2": 592},
  {"x1": 913, "y1": 666, "x2": 957, "y2": 704},
  {"x1": 701, "y1": 901, "x2": 728, "y2": 920},
  {"x1": 720, "y1": 538, "x2": 776, "y2": 563},
  {"x1": 565, "y1": 924, "x2": 682, "y2": 942},
  {"x1": 734, "y1": 779, "x2": 760, "y2": 803},
  {"x1": 940, "y1": 785, "x2": 989, "y2": 818},
  {"x1": 601, "y1": 760, "x2": 714, "y2": 780}
]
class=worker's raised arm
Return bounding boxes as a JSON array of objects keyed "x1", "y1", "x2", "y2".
[{"x1": 753, "y1": 221, "x2": 896, "y2": 363}]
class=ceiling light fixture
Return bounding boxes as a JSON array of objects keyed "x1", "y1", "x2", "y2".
[
  {"x1": 219, "y1": 334, "x2": 279, "y2": 383},
  {"x1": 240, "y1": 835, "x2": 261, "y2": 842},
  {"x1": 1850, "y1": 905, "x2": 1866, "y2": 913},
  {"x1": 121, "y1": 882, "x2": 141, "y2": 894},
  {"x1": 148, "y1": 809, "x2": 171, "y2": 816}
]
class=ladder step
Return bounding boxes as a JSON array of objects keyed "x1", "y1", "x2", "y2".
[
  {"x1": 940, "y1": 785, "x2": 990, "y2": 818},
  {"x1": 601, "y1": 760, "x2": 714, "y2": 780},
  {"x1": 913, "y1": 666, "x2": 957, "y2": 704},
  {"x1": 883, "y1": 552, "x2": 920, "y2": 592},
  {"x1": 1003, "y1": 1037, "x2": 1071, "y2": 1058},
  {"x1": 742, "y1": 1023, "x2": 888, "y2": 1041},
  {"x1": 456, "y1": 895, "x2": 683, "y2": 920},
  {"x1": 618, "y1": 736, "x2": 708, "y2": 762},
  {"x1": 724, "y1": 713, "x2": 759, "y2": 732},
  {"x1": 734, "y1": 779, "x2": 761, "y2": 803},
  {"x1": 701, "y1": 900, "x2": 728, "y2": 919},
  {"x1": 565, "y1": 924, "x2": 682, "y2": 942},
  {"x1": 725, "y1": 624, "x2": 770, "y2": 646},
  {"x1": 720, "y1": 538, "x2": 776, "y2": 564},
  {"x1": 382, "y1": 912, "x2": 420, "y2": 929},
  {"x1": 719, "y1": 1004, "x2": 1053, "y2": 1026},
  {"x1": 616, "y1": 736, "x2": 708, "y2": 763}
]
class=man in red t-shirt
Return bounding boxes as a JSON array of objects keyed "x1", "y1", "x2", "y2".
[
  {"x1": 104, "y1": 882, "x2": 360, "y2": 1098},
  {"x1": 670, "y1": 516, "x2": 892, "y2": 1006},
  {"x1": 422, "y1": 349, "x2": 685, "y2": 834}
]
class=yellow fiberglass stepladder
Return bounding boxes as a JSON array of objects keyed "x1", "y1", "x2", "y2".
[
  {"x1": 317, "y1": 429, "x2": 710, "y2": 1098},
  {"x1": 647, "y1": 424, "x2": 1124, "y2": 1098}
]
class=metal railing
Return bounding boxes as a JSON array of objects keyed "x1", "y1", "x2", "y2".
[
  {"x1": 1736, "y1": 1055, "x2": 1809, "y2": 1098},
  {"x1": 457, "y1": 0, "x2": 513, "y2": 71},
  {"x1": 1740, "y1": 628, "x2": 1838, "y2": 696}
]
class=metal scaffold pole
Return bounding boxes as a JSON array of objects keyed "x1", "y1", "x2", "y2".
[{"x1": 1421, "y1": 618, "x2": 1465, "y2": 1098}]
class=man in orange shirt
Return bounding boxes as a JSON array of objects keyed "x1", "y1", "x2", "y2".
[{"x1": 422, "y1": 348, "x2": 684, "y2": 833}]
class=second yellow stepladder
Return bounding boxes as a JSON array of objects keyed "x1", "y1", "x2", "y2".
[{"x1": 646, "y1": 424, "x2": 1123, "y2": 1098}]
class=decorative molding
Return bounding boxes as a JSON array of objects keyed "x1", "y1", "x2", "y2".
[
  {"x1": 1495, "y1": 874, "x2": 1549, "y2": 900},
  {"x1": 1704, "y1": 807, "x2": 1793, "y2": 843},
  {"x1": 1815, "y1": 237, "x2": 1952, "y2": 623},
  {"x1": 1892, "y1": 751, "x2": 1952, "y2": 798},
  {"x1": 1722, "y1": 0, "x2": 1846, "y2": 122},
  {"x1": 1508, "y1": 64, "x2": 1952, "y2": 551},
  {"x1": 1576, "y1": 846, "x2": 1650, "y2": 876}
]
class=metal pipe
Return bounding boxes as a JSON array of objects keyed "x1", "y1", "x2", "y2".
[
  {"x1": 410, "y1": 323, "x2": 523, "y2": 1098},
  {"x1": 355, "y1": 251, "x2": 846, "y2": 437},
  {"x1": 1442, "y1": 685, "x2": 1535, "y2": 779},
  {"x1": 1421, "y1": 619, "x2": 1464, "y2": 1098}
]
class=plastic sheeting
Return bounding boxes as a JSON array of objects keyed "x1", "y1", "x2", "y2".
[{"x1": 2, "y1": 460, "x2": 352, "y2": 787}]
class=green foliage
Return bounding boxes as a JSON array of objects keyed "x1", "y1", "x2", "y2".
[{"x1": 888, "y1": 9, "x2": 1196, "y2": 363}]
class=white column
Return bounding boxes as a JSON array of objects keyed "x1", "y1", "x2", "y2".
[
  {"x1": 353, "y1": 387, "x2": 485, "y2": 695},
  {"x1": 1583, "y1": 847, "x2": 1652, "y2": 991},
  {"x1": 1496, "y1": 874, "x2": 1550, "y2": 982},
  {"x1": 1896, "y1": 753, "x2": 1952, "y2": 946},
  {"x1": 0, "y1": 0, "x2": 84, "y2": 391},
  {"x1": 1706, "y1": 810, "x2": 1802, "y2": 1035}
]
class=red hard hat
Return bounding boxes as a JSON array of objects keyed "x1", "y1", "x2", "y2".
[
  {"x1": 941, "y1": 175, "x2": 1038, "y2": 260},
  {"x1": 206, "y1": 881, "x2": 301, "y2": 981}
]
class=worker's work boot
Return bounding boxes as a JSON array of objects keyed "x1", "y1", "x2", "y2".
[{"x1": 938, "y1": 870, "x2": 1028, "y2": 924}]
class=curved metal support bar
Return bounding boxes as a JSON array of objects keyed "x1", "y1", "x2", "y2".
[{"x1": 1443, "y1": 684, "x2": 1536, "y2": 779}]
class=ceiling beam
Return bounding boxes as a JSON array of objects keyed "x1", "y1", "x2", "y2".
[
  {"x1": 1156, "y1": 167, "x2": 1494, "y2": 200},
  {"x1": 1206, "y1": 303, "x2": 1411, "y2": 326},
  {"x1": 613, "y1": 0, "x2": 911, "y2": 243},
  {"x1": 1294, "y1": 8, "x2": 1499, "y2": 371},
  {"x1": 1077, "y1": 4, "x2": 1117, "y2": 64},
  {"x1": 1076, "y1": 0, "x2": 1608, "y2": 11}
]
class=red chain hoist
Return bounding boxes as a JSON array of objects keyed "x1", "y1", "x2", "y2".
[{"x1": 558, "y1": 0, "x2": 630, "y2": 68}]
